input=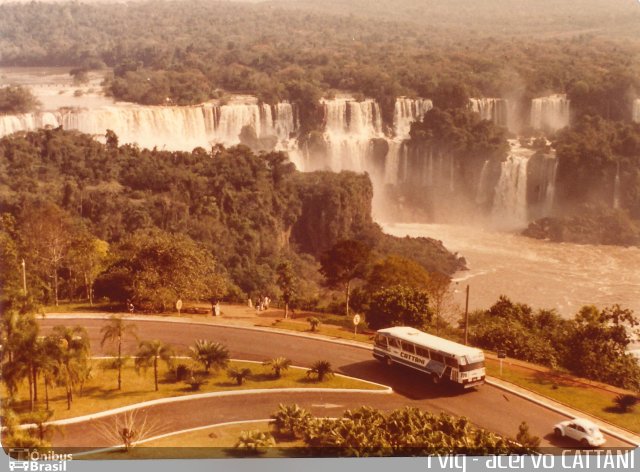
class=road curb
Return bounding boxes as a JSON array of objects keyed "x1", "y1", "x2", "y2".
[
  {"x1": 19, "y1": 387, "x2": 392, "y2": 429},
  {"x1": 486, "y1": 379, "x2": 640, "y2": 448},
  {"x1": 43, "y1": 313, "x2": 376, "y2": 351},
  {"x1": 42, "y1": 314, "x2": 640, "y2": 448},
  {"x1": 73, "y1": 418, "x2": 276, "y2": 457}
]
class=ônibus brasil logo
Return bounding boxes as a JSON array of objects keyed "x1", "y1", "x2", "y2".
[{"x1": 8, "y1": 449, "x2": 72, "y2": 472}]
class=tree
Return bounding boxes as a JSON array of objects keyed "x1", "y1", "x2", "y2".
[
  {"x1": 227, "y1": 367, "x2": 251, "y2": 385},
  {"x1": 135, "y1": 340, "x2": 174, "y2": 391},
  {"x1": 307, "y1": 360, "x2": 334, "y2": 382},
  {"x1": 68, "y1": 229, "x2": 109, "y2": 305},
  {"x1": 366, "y1": 285, "x2": 432, "y2": 330},
  {"x1": 320, "y1": 240, "x2": 371, "y2": 316},
  {"x1": 0, "y1": 86, "x2": 40, "y2": 114},
  {"x1": 366, "y1": 255, "x2": 431, "y2": 292},
  {"x1": 189, "y1": 340, "x2": 229, "y2": 373},
  {"x1": 263, "y1": 357, "x2": 291, "y2": 379},
  {"x1": 425, "y1": 272, "x2": 455, "y2": 334},
  {"x1": 566, "y1": 305, "x2": 640, "y2": 390},
  {"x1": 276, "y1": 261, "x2": 296, "y2": 319},
  {"x1": 50, "y1": 325, "x2": 91, "y2": 409},
  {"x1": 100, "y1": 315, "x2": 138, "y2": 390},
  {"x1": 97, "y1": 229, "x2": 227, "y2": 311},
  {"x1": 19, "y1": 203, "x2": 77, "y2": 306}
]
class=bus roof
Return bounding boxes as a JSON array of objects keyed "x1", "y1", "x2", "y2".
[{"x1": 377, "y1": 326, "x2": 483, "y2": 357}]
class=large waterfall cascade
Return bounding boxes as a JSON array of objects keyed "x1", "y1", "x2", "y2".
[
  {"x1": 491, "y1": 140, "x2": 536, "y2": 228},
  {"x1": 1, "y1": 91, "x2": 561, "y2": 228},
  {"x1": 530, "y1": 94, "x2": 570, "y2": 131},
  {"x1": 0, "y1": 102, "x2": 297, "y2": 152},
  {"x1": 633, "y1": 99, "x2": 640, "y2": 124},
  {"x1": 469, "y1": 98, "x2": 509, "y2": 128}
]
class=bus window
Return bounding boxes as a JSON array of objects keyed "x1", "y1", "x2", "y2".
[
  {"x1": 401, "y1": 341, "x2": 415, "y2": 354},
  {"x1": 374, "y1": 335, "x2": 388, "y2": 348},
  {"x1": 445, "y1": 357, "x2": 458, "y2": 368},
  {"x1": 415, "y1": 347, "x2": 429, "y2": 358},
  {"x1": 388, "y1": 338, "x2": 400, "y2": 349},
  {"x1": 430, "y1": 352, "x2": 444, "y2": 363}
]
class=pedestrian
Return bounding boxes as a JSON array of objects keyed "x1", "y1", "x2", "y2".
[{"x1": 214, "y1": 301, "x2": 221, "y2": 317}]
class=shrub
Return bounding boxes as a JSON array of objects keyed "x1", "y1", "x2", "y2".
[
  {"x1": 185, "y1": 373, "x2": 208, "y2": 391},
  {"x1": 270, "y1": 404, "x2": 311, "y2": 439},
  {"x1": 308, "y1": 317, "x2": 320, "y2": 332},
  {"x1": 175, "y1": 363, "x2": 191, "y2": 382},
  {"x1": 234, "y1": 430, "x2": 276, "y2": 455},
  {"x1": 613, "y1": 394, "x2": 639, "y2": 413},
  {"x1": 306, "y1": 360, "x2": 334, "y2": 382},
  {"x1": 227, "y1": 367, "x2": 252, "y2": 385}
]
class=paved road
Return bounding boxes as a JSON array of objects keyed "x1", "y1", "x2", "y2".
[{"x1": 39, "y1": 318, "x2": 632, "y2": 451}]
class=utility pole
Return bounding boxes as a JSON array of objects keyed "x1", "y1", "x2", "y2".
[
  {"x1": 464, "y1": 284, "x2": 470, "y2": 345},
  {"x1": 21, "y1": 259, "x2": 27, "y2": 295}
]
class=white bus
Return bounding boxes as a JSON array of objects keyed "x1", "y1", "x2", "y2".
[{"x1": 373, "y1": 326, "x2": 486, "y2": 388}]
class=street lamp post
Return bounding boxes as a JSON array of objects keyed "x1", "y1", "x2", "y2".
[
  {"x1": 463, "y1": 284, "x2": 470, "y2": 345},
  {"x1": 21, "y1": 258, "x2": 27, "y2": 295}
]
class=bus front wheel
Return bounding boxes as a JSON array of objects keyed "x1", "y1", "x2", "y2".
[
  {"x1": 431, "y1": 374, "x2": 441, "y2": 385},
  {"x1": 385, "y1": 357, "x2": 393, "y2": 367}
]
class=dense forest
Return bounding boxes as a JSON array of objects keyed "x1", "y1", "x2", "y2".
[
  {"x1": 1, "y1": 1, "x2": 639, "y2": 128},
  {"x1": 0, "y1": 128, "x2": 463, "y2": 311}
]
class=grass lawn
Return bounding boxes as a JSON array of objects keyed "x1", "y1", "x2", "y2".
[
  {"x1": 42, "y1": 301, "x2": 118, "y2": 314},
  {"x1": 486, "y1": 361, "x2": 640, "y2": 433},
  {"x1": 82, "y1": 421, "x2": 305, "y2": 459},
  {"x1": 268, "y1": 318, "x2": 373, "y2": 344},
  {"x1": 10, "y1": 360, "x2": 384, "y2": 422}
]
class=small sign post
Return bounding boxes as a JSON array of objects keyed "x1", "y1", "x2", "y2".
[
  {"x1": 353, "y1": 314, "x2": 361, "y2": 337},
  {"x1": 176, "y1": 299, "x2": 183, "y2": 317},
  {"x1": 497, "y1": 350, "x2": 506, "y2": 376}
]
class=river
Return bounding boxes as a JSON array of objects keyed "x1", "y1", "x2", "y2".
[{"x1": 383, "y1": 223, "x2": 640, "y2": 323}]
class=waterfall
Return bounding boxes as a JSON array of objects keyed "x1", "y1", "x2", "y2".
[
  {"x1": 633, "y1": 99, "x2": 640, "y2": 123},
  {"x1": 543, "y1": 156, "x2": 558, "y2": 216},
  {"x1": 492, "y1": 141, "x2": 535, "y2": 228},
  {"x1": 0, "y1": 112, "x2": 60, "y2": 136},
  {"x1": 469, "y1": 98, "x2": 508, "y2": 128},
  {"x1": 0, "y1": 102, "x2": 297, "y2": 151},
  {"x1": 320, "y1": 98, "x2": 383, "y2": 172},
  {"x1": 613, "y1": 162, "x2": 621, "y2": 209},
  {"x1": 393, "y1": 98, "x2": 433, "y2": 138},
  {"x1": 530, "y1": 94, "x2": 570, "y2": 132},
  {"x1": 475, "y1": 160, "x2": 490, "y2": 204}
]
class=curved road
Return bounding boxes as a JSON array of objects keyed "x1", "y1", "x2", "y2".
[{"x1": 39, "y1": 318, "x2": 633, "y2": 451}]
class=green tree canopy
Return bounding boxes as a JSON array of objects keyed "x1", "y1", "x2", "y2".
[
  {"x1": 320, "y1": 240, "x2": 372, "y2": 316},
  {"x1": 96, "y1": 228, "x2": 227, "y2": 310},
  {"x1": 366, "y1": 285, "x2": 432, "y2": 330}
]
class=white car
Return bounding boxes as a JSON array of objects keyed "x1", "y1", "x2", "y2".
[{"x1": 554, "y1": 418, "x2": 606, "y2": 447}]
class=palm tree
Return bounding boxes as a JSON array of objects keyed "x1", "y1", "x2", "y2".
[
  {"x1": 308, "y1": 317, "x2": 320, "y2": 332},
  {"x1": 51, "y1": 325, "x2": 91, "y2": 410},
  {"x1": 135, "y1": 340, "x2": 174, "y2": 391},
  {"x1": 306, "y1": 360, "x2": 334, "y2": 382},
  {"x1": 227, "y1": 367, "x2": 252, "y2": 385},
  {"x1": 262, "y1": 357, "x2": 291, "y2": 378},
  {"x1": 189, "y1": 340, "x2": 229, "y2": 373},
  {"x1": 100, "y1": 315, "x2": 138, "y2": 390}
]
